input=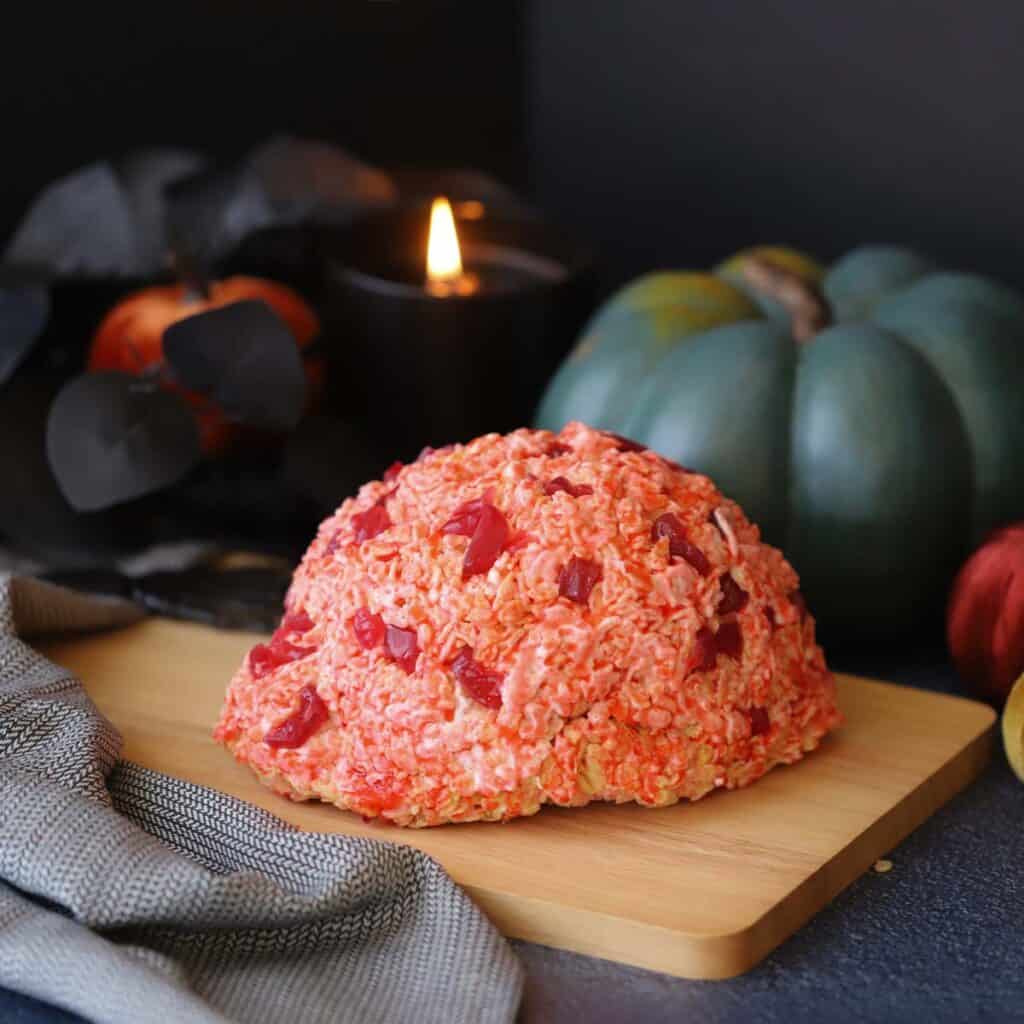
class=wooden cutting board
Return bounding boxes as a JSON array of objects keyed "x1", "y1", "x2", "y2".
[{"x1": 41, "y1": 619, "x2": 994, "y2": 980}]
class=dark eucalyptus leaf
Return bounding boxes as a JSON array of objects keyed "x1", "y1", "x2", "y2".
[
  {"x1": 250, "y1": 135, "x2": 397, "y2": 225},
  {"x1": 46, "y1": 372, "x2": 202, "y2": 512},
  {"x1": 0, "y1": 283, "x2": 49, "y2": 386},
  {"x1": 3, "y1": 141, "x2": 403, "y2": 282},
  {"x1": 4, "y1": 151, "x2": 206, "y2": 279},
  {"x1": 116, "y1": 147, "x2": 208, "y2": 273},
  {"x1": 133, "y1": 565, "x2": 290, "y2": 631},
  {"x1": 45, "y1": 565, "x2": 290, "y2": 632},
  {"x1": 166, "y1": 163, "x2": 275, "y2": 272},
  {"x1": 166, "y1": 136, "x2": 396, "y2": 266},
  {"x1": 163, "y1": 300, "x2": 307, "y2": 431},
  {"x1": 0, "y1": 379, "x2": 148, "y2": 565},
  {"x1": 4, "y1": 163, "x2": 142, "y2": 277}
]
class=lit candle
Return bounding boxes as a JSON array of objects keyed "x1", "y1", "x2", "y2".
[
  {"x1": 425, "y1": 197, "x2": 479, "y2": 297},
  {"x1": 323, "y1": 195, "x2": 592, "y2": 458}
]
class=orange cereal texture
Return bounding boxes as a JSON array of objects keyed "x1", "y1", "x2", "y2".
[{"x1": 214, "y1": 423, "x2": 842, "y2": 827}]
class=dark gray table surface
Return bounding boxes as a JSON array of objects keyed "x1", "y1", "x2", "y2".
[{"x1": 4, "y1": 639, "x2": 1022, "y2": 1024}]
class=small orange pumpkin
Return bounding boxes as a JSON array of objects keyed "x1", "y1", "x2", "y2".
[{"x1": 89, "y1": 276, "x2": 322, "y2": 454}]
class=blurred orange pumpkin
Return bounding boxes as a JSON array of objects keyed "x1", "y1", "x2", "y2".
[
  {"x1": 947, "y1": 523, "x2": 1024, "y2": 704},
  {"x1": 88, "y1": 276, "x2": 322, "y2": 454}
]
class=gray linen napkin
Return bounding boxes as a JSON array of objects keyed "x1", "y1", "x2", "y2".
[{"x1": 0, "y1": 575, "x2": 523, "y2": 1024}]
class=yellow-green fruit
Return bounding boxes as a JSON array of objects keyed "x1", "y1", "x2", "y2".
[
  {"x1": 535, "y1": 272, "x2": 756, "y2": 434},
  {"x1": 1003, "y1": 673, "x2": 1024, "y2": 784},
  {"x1": 608, "y1": 271, "x2": 759, "y2": 340}
]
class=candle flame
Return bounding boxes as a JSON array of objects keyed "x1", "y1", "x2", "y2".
[{"x1": 426, "y1": 197, "x2": 463, "y2": 284}]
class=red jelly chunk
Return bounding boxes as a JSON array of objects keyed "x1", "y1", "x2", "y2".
[
  {"x1": 505, "y1": 530, "x2": 535, "y2": 554},
  {"x1": 749, "y1": 706, "x2": 771, "y2": 737},
  {"x1": 790, "y1": 590, "x2": 808, "y2": 620},
  {"x1": 543, "y1": 476, "x2": 594, "y2": 498},
  {"x1": 264, "y1": 685, "x2": 328, "y2": 749},
  {"x1": 717, "y1": 574, "x2": 749, "y2": 615},
  {"x1": 652, "y1": 513, "x2": 711, "y2": 576},
  {"x1": 694, "y1": 627, "x2": 717, "y2": 671},
  {"x1": 678, "y1": 541, "x2": 711, "y2": 578},
  {"x1": 764, "y1": 606, "x2": 777, "y2": 630},
  {"x1": 385, "y1": 624, "x2": 420, "y2": 673},
  {"x1": 558, "y1": 557, "x2": 603, "y2": 605},
  {"x1": 451, "y1": 646, "x2": 504, "y2": 709},
  {"x1": 280, "y1": 609, "x2": 314, "y2": 635},
  {"x1": 249, "y1": 643, "x2": 278, "y2": 679},
  {"x1": 716, "y1": 620, "x2": 743, "y2": 660},
  {"x1": 442, "y1": 496, "x2": 488, "y2": 537},
  {"x1": 605, "y1": 431, "x2": 647, "y2": 453},
  {"x1": 441, "y1": 489, "x2": 495, "y2": 536},
  {"x1": 546, "y1": 442, "x2": 572, "y2": 457},
  {"x1": 352, "y1": 502, "x2": 391, "y2": 544},
  {"x1": 351, "y1": 607, "x2": 386, "y2": 650},
  {"x1": 462, "y1": 503, "x2": 509, "y2": 579},
  {"x1": 383, "y1": 461, "x2": 403, "y2": 482},
  {"x1": 249, "y1": 638, "x2": 316, "y2": 680}
]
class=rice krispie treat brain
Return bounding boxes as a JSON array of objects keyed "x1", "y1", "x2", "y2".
[{"x1": 215, "y1": 422, "x2": 841, "y2": 826}]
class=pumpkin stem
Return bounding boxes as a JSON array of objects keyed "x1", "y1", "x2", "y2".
[{"x1": 740, "y1": 256, "x2": 832, "y2": 343}]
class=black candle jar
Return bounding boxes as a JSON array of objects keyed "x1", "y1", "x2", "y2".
[{"x1": 320, "y1": 204, "x2": 593, "y2": 461}]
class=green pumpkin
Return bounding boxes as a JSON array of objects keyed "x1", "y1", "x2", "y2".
[{"x1": 535, "y1": 245, "x2": 1024, "y2": 628}]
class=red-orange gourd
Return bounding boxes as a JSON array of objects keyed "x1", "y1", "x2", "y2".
[
  {"x1": 947, "y1": 523, "x2": 1024, "y2": 705},
  {"x1": 88, "y1": 276, "x2": 322, "y2": 454}
]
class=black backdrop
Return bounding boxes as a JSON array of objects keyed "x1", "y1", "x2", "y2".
[
  {"x1": 3, "y1": 1, "x2": 1022, "y2": 287},
  {"x1": 527, "y1": 1, "x2": 1024, "y2": 288},
  {"x1": 0, "y1": 1, "x2": 526, "y2": 244}
]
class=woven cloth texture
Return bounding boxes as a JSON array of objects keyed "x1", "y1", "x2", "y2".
[{"x1": 0, "y1": 574, "x2": 522, "y2": 1024}]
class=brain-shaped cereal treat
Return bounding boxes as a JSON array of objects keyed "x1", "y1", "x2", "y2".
[{"x1": 215, "y1": 423, "x2": 841, "y2": 826}]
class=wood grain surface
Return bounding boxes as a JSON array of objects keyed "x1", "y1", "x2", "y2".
[{"x1": 40, "y1": 619, "x2": 995, "y2": 979}]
